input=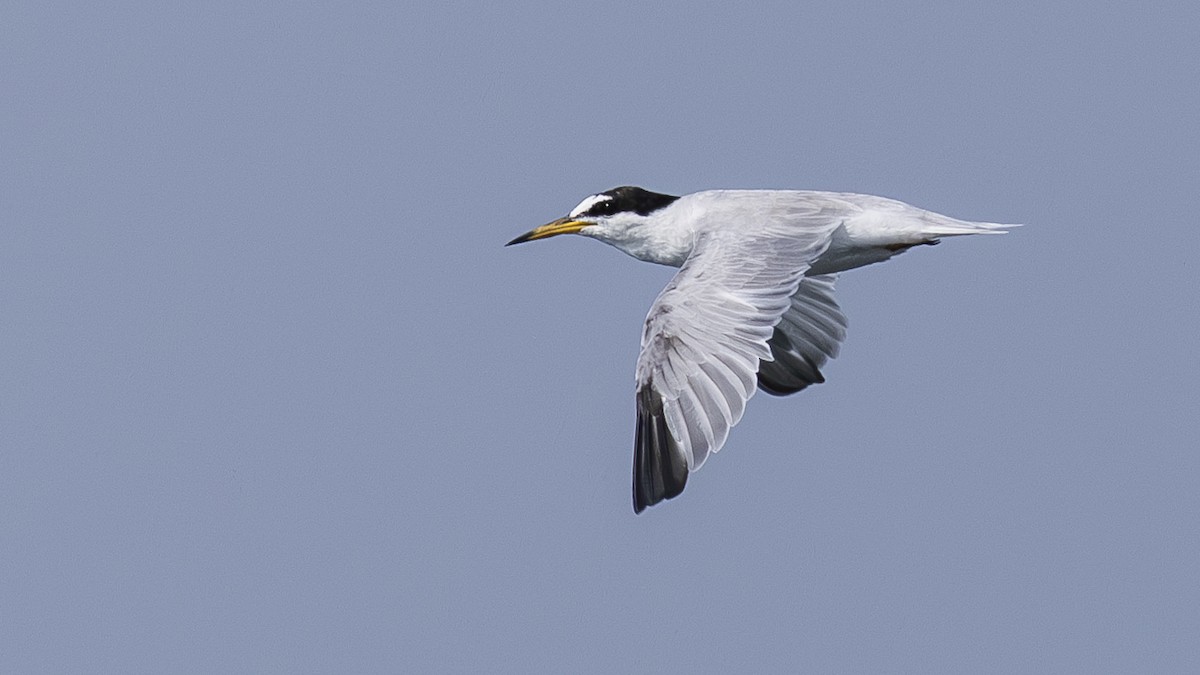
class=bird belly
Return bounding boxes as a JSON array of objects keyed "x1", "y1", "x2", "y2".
[
  {"x1": 807, "y1": 246, "x2": 897, "y2": 275},
  {"x1": 807, "y1": 225, "x2": 899, "y2": 275}
]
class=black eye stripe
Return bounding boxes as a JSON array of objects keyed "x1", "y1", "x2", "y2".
[
  {"x1": 584, "y1": 200, "x2": 615, "y2": 217},
  {"x1": 584, "y1": 186, "x2": 680, "y2": 217}
]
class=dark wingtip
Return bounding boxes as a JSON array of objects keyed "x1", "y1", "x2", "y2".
[
  {"x1": 756, "y1": 327, "x2": 828, "y2": 396},
  {"x1": 632, "y1": 387, "x2": 688, "y2": 514},
  {"x1": 756, "y1": 365, "x2": 824, "y2": 396}
]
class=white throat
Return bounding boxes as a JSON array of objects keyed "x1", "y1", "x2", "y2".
[{"x1": 584, "y1": 212, "x2": 695, "y2": 267}]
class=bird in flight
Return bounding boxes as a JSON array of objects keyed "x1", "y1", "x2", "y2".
[{"x1": 507, "y1": 186, "x2": 1015, "y2": 513}]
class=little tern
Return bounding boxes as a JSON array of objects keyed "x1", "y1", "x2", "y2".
[{"x1": 507, "y1": 186, "x2": 1015, "y2": 513}]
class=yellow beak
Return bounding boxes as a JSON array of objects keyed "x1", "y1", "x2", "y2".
[{"x1": 505, "y1": 217, "x2": 589, "y2": 246}]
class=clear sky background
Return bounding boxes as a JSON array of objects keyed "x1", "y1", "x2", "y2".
[{"x1": 3, "y1": 2, "x2": 1198, "y2": 672}]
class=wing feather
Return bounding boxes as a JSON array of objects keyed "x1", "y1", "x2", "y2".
[
  {"x1": 757, "y1": 274, "x2": 849, "y2": 396},
  {"x1": 633, "y1": 207, "x2": 841, "y2": 513}
]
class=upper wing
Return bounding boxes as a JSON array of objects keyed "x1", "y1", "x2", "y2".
[
  {"x1": 633, "y1": 207, "x2": 841, "y2": 513},
  {"x1": 757, "y1": 273, "x2": 848, "y2": 396}
]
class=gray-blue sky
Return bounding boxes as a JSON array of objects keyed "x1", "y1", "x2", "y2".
[{"x1": 3, "y1": 1, "x2": 1198, "y2": 672}]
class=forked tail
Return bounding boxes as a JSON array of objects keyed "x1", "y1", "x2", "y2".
[{"x1": 919, "y1": 212, "x2": 1020, "y2": 237}]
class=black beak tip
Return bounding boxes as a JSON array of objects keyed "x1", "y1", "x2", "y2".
[{"x1": 505, "y1": 232, "x2": 532, "y2": 247}]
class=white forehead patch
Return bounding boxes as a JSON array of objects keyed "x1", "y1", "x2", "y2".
[{"x1": 568, "y1": 194, "x2": 611, "y2": 219}]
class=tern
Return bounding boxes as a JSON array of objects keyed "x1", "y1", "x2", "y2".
[{"x1": 507, "y1": 186, "x2": 1015, "y2": 513}]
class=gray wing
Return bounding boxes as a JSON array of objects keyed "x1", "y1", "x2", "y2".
[
  {"x1": 757, "y1": 274, "x2": 848, "y2": 396},
  {"x1": 633, "y1": 216, "x2": 839, "y2": 513}
]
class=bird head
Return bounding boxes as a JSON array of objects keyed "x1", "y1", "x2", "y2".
[{"x1": 506, "y1": 186, "x2": 680, "y2": 248}]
